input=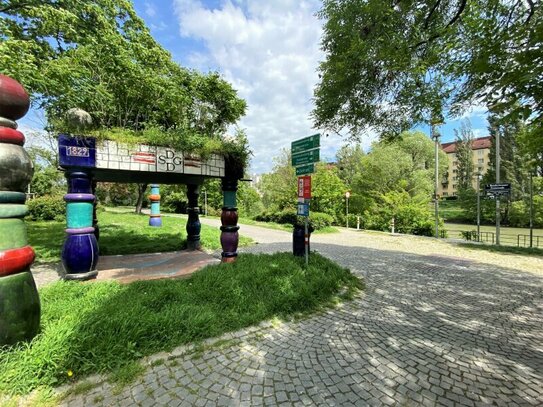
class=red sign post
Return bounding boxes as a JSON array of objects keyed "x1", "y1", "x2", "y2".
[{"x1": 298, "y1": 176, "x2": 311, "y2": 200}]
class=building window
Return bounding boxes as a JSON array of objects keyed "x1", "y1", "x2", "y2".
[
  {"x1": 443, "y1": 192, "x2": 448, "y2": 197},
  {"x1": 452, "y1": 169, "x2": 458, "y2": 173},
  {"x1": 478, "y1": 158, "x2": 484, "y2": 164},
  {"x1": 453, "y1": 184, "x2": 457, "y2": 189},
  {"x1": 478, "y1": 150, "x2": 484, "y2": 156},
  {"x1": 453, "y1": 176, "x2": 458, "y2": 181}
]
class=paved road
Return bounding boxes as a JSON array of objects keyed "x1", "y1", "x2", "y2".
[{"x1": 53, "y1": 222, "x2": 543, "y2": 406}]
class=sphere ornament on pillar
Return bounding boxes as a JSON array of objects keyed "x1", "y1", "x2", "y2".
[
  {"x1": 148, "y1": 184, "x2": 162, "y2": 227},
  {"x1": 0, "y1": 75, "x2": 40, "y2": 345},
  {"x1": 65, "y1": 108, "x2": 92, "y2": 131},
  {"x1": 61, "y1": 171, "x2": 99, "y2": 280}
]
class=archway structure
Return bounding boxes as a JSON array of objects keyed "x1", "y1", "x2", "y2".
[{"x1": 58, "y1": 134, "x2": 241, "y2": 281}]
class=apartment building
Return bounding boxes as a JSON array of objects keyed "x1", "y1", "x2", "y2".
[{"x1": 438, "y1": 136, "x2": 492, "y2": 197}]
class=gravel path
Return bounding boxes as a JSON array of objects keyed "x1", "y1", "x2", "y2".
[{"x1": 54, "y1": 222, "x2": 543, "y2": 406}]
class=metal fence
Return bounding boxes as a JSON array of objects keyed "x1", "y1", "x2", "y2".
[{"x1": 457, "y1": 230, "x2": 542, "y2": 248}]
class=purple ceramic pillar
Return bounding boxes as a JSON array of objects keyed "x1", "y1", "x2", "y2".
[
  {"x1": 186, "y1": 184, "x2": 201, "y2": 250},
  {"x1": 61, "y1": 171, "x2": 99, "y2": 280},
  {"x1": 220, "y1": 178, "x2": 239, "y2": 263}
]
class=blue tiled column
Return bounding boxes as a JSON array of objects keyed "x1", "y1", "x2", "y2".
[{"x1": 61, "y1": 171, "x2": 99, "y2": 280}]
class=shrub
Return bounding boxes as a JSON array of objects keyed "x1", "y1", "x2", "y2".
[
  {"x1": 307, "y1": 212, "x2": 334, "y2": 230},
  {"x1": 27, "y1": 195, "x2": 66, "y2": 221},
  {"x1": 255, "y1": 210, "x2": 332, "y2": 231}
]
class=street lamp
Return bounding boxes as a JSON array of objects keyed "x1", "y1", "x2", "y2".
[
  {"x1": 345, "y1": 191, "x2": 350, "y2": 228},
  {"x1": 476, "y1": 172, "x2": 482, "y2": 242}
]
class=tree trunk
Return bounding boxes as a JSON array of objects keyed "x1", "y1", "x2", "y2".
[{"x1": 135, "y1": 183, "x2": 148, "y2": 214}]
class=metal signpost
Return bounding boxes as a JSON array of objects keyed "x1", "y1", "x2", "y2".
[
  {"x1": 291, "y1": 134, "x2": 320, "y2": 265},
  {"x1": 485, "y1": 183, "x2": 511, "y2": 245},
  {"x1": 345, "y1": 191, "x2": 350, "y2": 228}
]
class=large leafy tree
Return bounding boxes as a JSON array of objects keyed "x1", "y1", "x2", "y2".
[
  {"x1": 454, "y1": 121, "x2": 475, "y2": 191},
  {"x1": 314, "y1": 0, "x2": 541, "y2": 139},
  {"x1": 0, "y1": 0, "x2": 246, "y2": 137}
]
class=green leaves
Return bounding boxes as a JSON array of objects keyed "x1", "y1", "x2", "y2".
[{"x1": 314, "y1": 0, "x2": 542, "y2": 141}]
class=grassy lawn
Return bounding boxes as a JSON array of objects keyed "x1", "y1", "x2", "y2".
[
  {"x1": 457, "y1": 242, "x2": 543, "y2": 257},
  {"x1": 27, "y1": 210, "x2": 253, "y2": 263},
  {"x1": 438, "y1": 199, "x2": 469, "y2": 223},
  {"x1": 0, "y1": 253, "x2": 362, "y2": 396},
  {"x1": 445, "y1": 222, "x2": 543, "y2": 247}
]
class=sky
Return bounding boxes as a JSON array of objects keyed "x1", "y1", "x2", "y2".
[{"x1": 21, "y1": 0, "x2": 491, "y2": 174}]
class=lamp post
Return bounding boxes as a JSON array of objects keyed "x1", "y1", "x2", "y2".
[
  {"x1": 476, "y1": 172, "x2": 482, "y2": 242},
  {"x1": 431, "y1": 124, "x2": 440, "y2": 239},
  {"x1": 345, "y1": 191, "x2": 350, "y2": 228},
  {"x1": 495, "y1": 132, "x2": 501, "y2": 245},
  {"x1": 529, "y1": 170, "x2": 534, "y2": 248}
]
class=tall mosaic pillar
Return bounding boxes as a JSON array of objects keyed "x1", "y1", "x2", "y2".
[
  {"x1": 186, "y1": 184, "x2": 201, "y2": 250},
  {"x1": 220, "y1": 178, "x2": 239, "y2": 263},
  {"x1": 0, "y1": 75, "x2": 40, "y2": 345},
  {"x1": 62, "y1": 171, "x2": 99, "y2": 280},
  {"x1": 148, "y1": 184, "x2": 162, "y2": 227}
]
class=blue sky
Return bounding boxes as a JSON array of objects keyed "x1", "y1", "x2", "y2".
[{"x1": 21, "y1": 0, "x2": 490, "y2": 174}]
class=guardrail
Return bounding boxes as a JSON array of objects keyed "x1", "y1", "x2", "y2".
[{"x1": 457, "y1": 230, "x2": 542, "y2": 248}]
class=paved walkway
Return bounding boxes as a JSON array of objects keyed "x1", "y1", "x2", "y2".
[{"x1": 54, "y1": 222, "x2": 543, "y2": 406}]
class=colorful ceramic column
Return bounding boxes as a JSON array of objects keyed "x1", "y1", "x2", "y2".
[
  {"x1": 186, "y1": 184, "x2": 201, "y2": 250},
  {"x1": 62, "y1": 171, "x2": 99, "y2": 280},
  {"x1": 148, "y1": 184, "x2": 162, "y2": 227},
  {"x1": 220, "y1": 178, "x2": 239, "y2": 263},
  {"x1": 0, "y1": 74, "x2": 40, "y2": 345}
]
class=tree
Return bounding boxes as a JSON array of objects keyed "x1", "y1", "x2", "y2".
[
  {"x1": 336, "y1": 144, "x2": 365, "y2": 187},
  {"x1": 0, "y1": 0, "x2": 246, "y2": 138},
  {"x1": 354, "y1": 131, "x2": 447, "y2": 201},
  {"x1": 454, "y1": 121, "x2": 474, "y2": 191},
  {"x1": 313, "y1": 1, "x2": 542, "y2": 140}
]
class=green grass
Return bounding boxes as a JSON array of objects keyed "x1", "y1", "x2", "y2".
[
  {"x1": 457, "y1": 242, "x2": 543, "y2": 256},
  {"x1": 0, "y1": 252, "x2": 362, "y2": 396},
  {"x1": 438, "y1": 199, "x2": 469, "y2": 223},
  {"x1": 445, "y1": 222, "x2": 543, "y2": 247},
  {"x1": 27, "y1": 210, "x2": 253, "y2": 263}
]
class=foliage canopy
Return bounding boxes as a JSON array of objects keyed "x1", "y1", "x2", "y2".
[
  {"x1": 0, "y1": 0, "x2": 248, "y2": 166},
  {"x1": 313, "y1": 0, "x2": 542, "y2": 140}
]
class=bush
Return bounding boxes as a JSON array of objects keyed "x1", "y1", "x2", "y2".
[
  {"x1": 255, "y1": 210, "x2": 332, "y2": 231},
  {"x1": 307, "y1": 212, "x2": 334, "y2": 230},
  {"x1": 162, "y1": 192, "x2": 187, "y2": 214},
  {"x1": 27, "y1": 195, "x2": 66, "y2": 221}
]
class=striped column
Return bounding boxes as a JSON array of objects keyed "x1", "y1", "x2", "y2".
[
  {"x1": 220, "y1": 178, "x2": 239, "y2": 263},
  {"x1": 186, "y1": 184, "x2": 201, "y2": 249},
  {"x1": 148, "y1": 184, "x2": 162, "y2": 227},
  {"x1": 61, "y1": 171, "x2": 99, "y2": 280},
  {"x1": 0, "y1": 75, "x2": 40, "y2": 345}
]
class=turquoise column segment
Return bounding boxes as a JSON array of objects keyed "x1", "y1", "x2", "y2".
[
  {"x1": 66, "y1": 202, "x2": 93, "y2": 229},
  {"x1": 150, "y1": 201, "x2": 160, "y2": 215},
  {"x1": 223, "y1": 190, "x2": 236, "y2": 208}
]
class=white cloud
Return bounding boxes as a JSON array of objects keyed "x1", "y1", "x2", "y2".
[
  {"x1": 173, "y1": 0, "x2": 332, "y2": 173},
  {"x1": 460, "y1": 104, "x2": 488, "y2": 119},
  {"x1": 144, "y1": 2, "x2": 157, "y2": 17}
]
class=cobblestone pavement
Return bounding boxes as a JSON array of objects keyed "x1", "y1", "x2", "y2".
[{"x1": 56, "y1": 225, "x2": 543, "y2": 407}]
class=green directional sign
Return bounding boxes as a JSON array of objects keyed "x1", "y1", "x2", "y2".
[
  {"x1": 291, "y1": 134, "x2": 320, "y2": 155},
  {"x1": 291, "y1": 149, "x2": 319, "y2": 166},
  {"x1": 296, "y1": 163, "x2": 315, "y2": 176}
]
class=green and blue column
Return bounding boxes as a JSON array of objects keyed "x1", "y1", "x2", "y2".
[
  {"x1": 186, "y1": 184, "x2": 201, "y2": 250},
  {"x1": 0, "y1": 74, "x2": 40, "y2": 345},
  {"x1": 148, "y1": 184, "x2": 162, "y2": 227},
  {"x1": 62, "y1": 171, "x2": 99, "y2": 280},
  {"x1": 220, "y1": 178, "x2": 239, "y2": 263}
]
